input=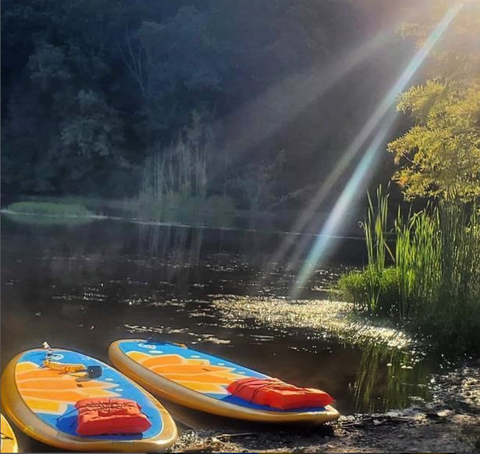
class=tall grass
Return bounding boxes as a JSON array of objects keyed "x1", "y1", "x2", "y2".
[
  {"x1": 394, "y1": 206, "x2": 442, "y2": 321},
  {"x1": 138, "y1": 136, "x2": 207, "y2": 220},
  {"x1": 362, "y1": 185, "x2": 394, "y2": 312},
  {"x1": 338, "y1": 189, "x2": 480, "y2": 352},
  {"x1": 136, "y1": 122, "x2": 235, "y2": 226}
]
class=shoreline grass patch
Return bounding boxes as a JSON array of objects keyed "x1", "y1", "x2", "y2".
[
  {"x1": 338, "y1": 188, "x2": 480, "y2": 354},
  {"x1": 5, "y1": 201, "x2": 93, "y2": 217}
]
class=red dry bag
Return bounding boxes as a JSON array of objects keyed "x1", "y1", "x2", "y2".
[
  {"x1": 227, "y1": 378, "x2": 334, "y2": 410},
  {"x1": 75, "y1": 398, "x2": 152, "y2": 436}
]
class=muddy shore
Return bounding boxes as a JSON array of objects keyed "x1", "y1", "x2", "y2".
[{"x1": 172, "y1": 362, "x2": 480, "y2": 453}]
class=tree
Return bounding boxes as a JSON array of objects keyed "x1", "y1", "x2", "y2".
[
  {"x1": 120, "y1": 5, "x2": 227, "y2": 152},
  {"x1": 1, "y1": 0, "x2": 415, "y2": 203},
  {"x1": 389, "y1": 79, "x2": 480, "y2": 200},
  {"x1": 388, "y1": 0, "x2": 480, "y2": 200},
  {"x1": 234, "y1": 151, "x2": 286, "y2": 215}
]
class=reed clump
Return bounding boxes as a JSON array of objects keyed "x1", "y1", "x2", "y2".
[
  {"x1": 338, "y1": 187, "x2": 480, "y2": 352},
  {"x1": 136, "y1": 122, "x2": 235, "y2": 227}
]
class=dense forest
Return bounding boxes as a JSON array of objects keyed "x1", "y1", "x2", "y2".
[{"x1": 2, "y1": 0, "x2": 417, "y2": 211}]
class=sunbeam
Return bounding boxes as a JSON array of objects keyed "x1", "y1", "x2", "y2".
[
  {"x1": 220, "y1": 4, "x2": 429, "y2": 172},
  {"x1": 288, "y1": 3, "x2": 463, "y2": 298},
  {"x1": 292, "y1": 113, "x2": 396, "y2": 297}
]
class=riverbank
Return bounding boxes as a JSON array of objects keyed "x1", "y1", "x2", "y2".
[{"x1": 173, "y1": 361, "x2": 480, "y2": 453}]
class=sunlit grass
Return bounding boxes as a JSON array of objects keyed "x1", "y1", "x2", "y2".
[{"x1": 338, "y1": 189, "x2": 480, "y2": 353}]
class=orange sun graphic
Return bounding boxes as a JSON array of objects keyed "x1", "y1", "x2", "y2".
[
  {"x1": 15, "y1": 362, "x2": 120, "y2": 415},
  {"x1": 127, "y1": 352, "x2": 246, "y2": 394}
]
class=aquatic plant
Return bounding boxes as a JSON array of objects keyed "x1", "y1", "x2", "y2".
[
  {"x1": 4, "y1": 201, "x2": 93, "y2": 217},
  {"x1": 135, "y1": 121, "x2": 236, "y2": 227},
  {"x1": 2, "y1": 213, "x2": 95, "y2": 227},
  {"x1": 360, "y1": 185, "x2": 395, "y2": 313},
  {"x1": 338, "y1": 189, "x2": 480, "y2": 353}
]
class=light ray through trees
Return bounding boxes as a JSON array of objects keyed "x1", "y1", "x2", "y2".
[{"x1": 290, "y1": 4, "x2": 463, "y2": 298}]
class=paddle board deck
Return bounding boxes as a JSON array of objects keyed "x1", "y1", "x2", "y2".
[
  {"x1": 109, "y1": 339, "x2": 340, "y2": 423},
  {"x1": 1, "y1": 348, "x2": 177, "y2": 452}
]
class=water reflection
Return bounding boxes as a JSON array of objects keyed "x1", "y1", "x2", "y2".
[{"x1": 353, "y1": 343, "x2": 430, "y2": 413}]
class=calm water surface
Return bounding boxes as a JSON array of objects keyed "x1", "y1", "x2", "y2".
[{"x1": 1, "y1": 214, "x2": 438, "y2": 451}]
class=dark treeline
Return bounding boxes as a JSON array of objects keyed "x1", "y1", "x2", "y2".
[{"x1": 1, "y1": 0, "x2": 415, "y2": 208}]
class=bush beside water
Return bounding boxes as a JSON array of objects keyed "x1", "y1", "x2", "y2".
[
  {"x1": 5, "y1": 201, "x2": 93, "y2": 217},
  {"x1": 338, "y1": 188, "x2": 480, "y2": 353}
]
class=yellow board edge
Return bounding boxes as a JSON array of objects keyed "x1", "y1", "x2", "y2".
[
  {"x1": 1, "y1": 350, "x2": 178, "y2": 453},
  {"x1": 1, "y1": 414, "x2": 19, "y2": 453},
  {"x1": 109, "y1": 340, "x2": 341, "y2": 424}
]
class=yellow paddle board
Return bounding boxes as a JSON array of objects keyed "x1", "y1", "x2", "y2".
[
  {"x1": 109, "y1": 339, "x2": 340, "y2": 424},
  {"x1": 1, "y1": 347, "x2": 177, "y2": 452},
  {"x1": 1, "y1": 415, "x2": 18, "y2": 453}
]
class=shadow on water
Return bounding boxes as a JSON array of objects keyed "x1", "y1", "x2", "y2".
[{"x1": 1, "y1": 215, "x2": 440, "y2": 450}]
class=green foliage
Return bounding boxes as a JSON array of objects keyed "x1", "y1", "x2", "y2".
[
  {"x1": 390, "y1": 1, "x2": 480, "y2": 201},
  {"x1": 399, "y1": 0, "x2": 480, "y2": 79},
  {"x1": 394, "y1": 204, "x2": 442, "y2": 320},
  {"x1": 60, "y1": 90, "x2": 124, "y2": 158},
  {"x1": 338, "y1": 189, "x2": 480, "y2": 353},
  {"x1": 1, "y1": 0, "x2": 393, "y2": 203},
  {"x1": 388, "y1": 79, "x2": 480, "y2": 200},
  {"x1": 3, "y1": 213, "x2": 95, "y2": 227},
  {"x1": 338, "y1": 267, "x2": 400, "y2": 315},
  {"x1": 5, "y1": 201, "x2": 93, "y2": 217},
  {"x1": 28, "y1": 43, "x2": 71, "y2": 89}
]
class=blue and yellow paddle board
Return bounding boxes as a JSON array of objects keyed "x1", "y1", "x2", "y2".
[
  {"x1": 1, "y1": 414, "x2": 18, "y2": 453},
  {"x1": 1, "y1": 348, "x2": 177, "y2": 452},
  {"x1": 109, "y1": 339, "x2": 340, "y2": 423}
]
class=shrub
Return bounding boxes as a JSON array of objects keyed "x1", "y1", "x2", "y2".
[
  {"x1": 5, "y1": 201, "x2": 92, "y2": 217},
  {"x1": 338, "y1": 267, "x2": 400, "y2": 316}
]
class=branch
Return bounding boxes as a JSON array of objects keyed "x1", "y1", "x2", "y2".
[{"x1": 117, "y1": 24, "x2": 146, "y2": 96}]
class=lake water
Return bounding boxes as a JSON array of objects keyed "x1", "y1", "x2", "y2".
[{"x1": 1, "y1": 214, "x2": 437, "y2": 451}]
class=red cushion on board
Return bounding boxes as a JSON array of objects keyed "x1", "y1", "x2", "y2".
[
  {"x1": 75, "y1": 398, "x2": 152, "y2": 436},
  {"x1": 227, "y1": 378, "x2": 334, "y2": 410}
]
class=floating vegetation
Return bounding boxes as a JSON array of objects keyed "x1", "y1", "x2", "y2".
[
  {"x1": 2, "y1": 212, "x2": 97, "y2": 227},
  {"x1": 338, "y1": 188, "x2": 480, "y2": 353},
  {"x1": 4, "y1": 201, "x2": 93, "y2": 216}
]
